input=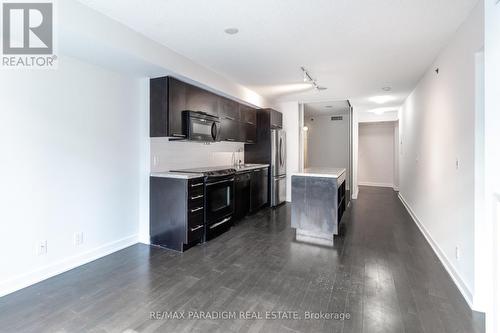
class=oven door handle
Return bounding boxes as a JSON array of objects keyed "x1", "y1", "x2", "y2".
[
  {"x1": 209, "y1": 216, "x2": 232, "y2": 229},
  {"x1": 205, "y1": 178, "x2": 235, "y2": 186}
]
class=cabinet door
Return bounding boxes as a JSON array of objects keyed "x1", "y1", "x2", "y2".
[
  {"x1": 234, "y1": 172, "x2": 251, "y2": 220},
  {"x1": 220, "y1": 98, "x2": 240, "y2": 121},
  {"x1": 259, "y1": 168, "x2": 269, "y2": 207},
  {"x1": 167, "y1": 77, "x2": 188, "y2": 137},
  {"x1": 184, "y1": 82, "x2": 219, "y2": 116},
  {"x1": 243, "y1": 122, "x2": 256, "y2": 144},
  {"x1": 251, "y1": 168, "x2": 268, "y2": 211},
  {"x1": 150, "y1": 77, "x2": 169, "y2": 137},
  {"x1": 220, "y1": 118, "x2": 240, "y2": 142},
  {"x1": 270, "y1": 109, "x2": 283, "y2": 129},
  {"x1": 240, "y1": 105, "x2": 256, "y2": 125}
]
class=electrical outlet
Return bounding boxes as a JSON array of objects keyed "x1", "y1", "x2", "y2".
[
  {"x1": 36, "y1": 240, "x2": 47, "y2": 256},
  {"x1": 74, "y1": 232, "x2": 84, "y2": 246},
  {"x1": 455, "y1": 245, "x2": 460, "y2": 260}
]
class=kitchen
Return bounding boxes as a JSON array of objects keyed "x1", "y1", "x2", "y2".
[
  {"x1": 149, "y1": 76, "x2": 331, "y2": 251},
  {"x1": 0, "y1": 0, "x2": 494, "y2": 332}
]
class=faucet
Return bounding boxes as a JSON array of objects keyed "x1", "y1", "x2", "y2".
[{"x1": 237, "y1": 148, "x2": 242, "y2": 167}]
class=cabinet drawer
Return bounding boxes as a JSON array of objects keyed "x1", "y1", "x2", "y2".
[
  {"x1": 187, "y1": 222, "x2": 204, "y2": 243},
  {"x1": 188, "y1": 179, "x2": 204, "y2": 189},
  {"x1": 188, "y1": 204, "x2": 204, "y2": 217},
  {"x1": 188, "y1": 186, "x2": 204, "y2": 200},
  {"x1": 188, "y1": 197, "x2": 204, "y2": 210}
]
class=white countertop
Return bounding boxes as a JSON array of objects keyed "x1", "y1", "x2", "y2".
[
  {"x1": 233, "y1": 164, "x2": 269, "y2": 172},
  {"x1": 150, "y1": 164, "x2": 269, "y2": 179},
  {"x1": 150, "y1": 171, "x2": 204, "y2": 179},
  {"x1": 291, "y1": 167, "x2": 346, "y2": 179}
]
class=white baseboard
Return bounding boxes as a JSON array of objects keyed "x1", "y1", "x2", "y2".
[
  {"x1": 352, "y1": 188, "x2": 359, "y2": 199},
  {"x1": 358, "y1": 181, "x2": 394, "y2": 188},
  {"x1": 398, "y1": 193, "x2": 473, "y2": 309},
  {"x1": 0, "y1": 234, "x2": 138, "y2": 298}
]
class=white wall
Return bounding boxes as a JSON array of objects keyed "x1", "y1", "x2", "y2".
[
  {"x1": 150, "y1": 140, "x2": 245, "y2": 172},
  {"x1": 304, "y1": 114, "x2": 350, "y2": 187},
  {"x1": 398, "y1": 2, "x2": 483, "y2": 307},
  {"x1": 393, "y1": 122, "x2": 400, "y2": 190},
  {"x1": 358, "y1": 110, "x2": 398, "y2": 123},
  {"x1": 0, "y1": 56, "x2": 147, "y2": 297},
  {"x1": 483, "y1": 0, "x2": 500, "y2": 330},
  {"x1": 352, "y1": 109, "x2": 359, "y2": 199},
  {"x1": 277, "y1": 101, "x2": 300, "y2": 202},
  {"x1": 358, "y1": 122, "x2": 396, "y2": 187}
]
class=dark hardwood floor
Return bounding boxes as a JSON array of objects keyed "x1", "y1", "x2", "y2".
[{"x1": 0, "y1": 186, "x2": 484, "y2": 333}]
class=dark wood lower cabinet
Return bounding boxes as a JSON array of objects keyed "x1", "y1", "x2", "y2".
[
  {"x1": 150, "y1": 176, "x2": 205, "y2": 252},
  {"x1": 250, "y1": 167, "x2": 269, "y2": 212},
  {"x1": 234, "y1": 172, "x2": 251, "y2": 220}
]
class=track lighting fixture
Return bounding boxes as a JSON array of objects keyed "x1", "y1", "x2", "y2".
[{"x1": 300, "y1": 67, "x2": 327, "y2": 91}]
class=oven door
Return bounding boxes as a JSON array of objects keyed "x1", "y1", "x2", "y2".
[{"x1": 205, "y1": 176, "x2": 234, "y2": 226}]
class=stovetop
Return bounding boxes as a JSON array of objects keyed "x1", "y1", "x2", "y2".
[{"x1": 171, "y1": 166, "x2": 236, "y2": 177}]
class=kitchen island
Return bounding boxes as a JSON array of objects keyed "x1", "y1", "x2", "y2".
[{"x1": 291, "y1": 167, "x2": 346, "y2": 246}]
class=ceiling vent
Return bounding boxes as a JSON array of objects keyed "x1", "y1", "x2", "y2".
[{"x1": 331, "y1": 116, "x2": 343, "y2": 121}]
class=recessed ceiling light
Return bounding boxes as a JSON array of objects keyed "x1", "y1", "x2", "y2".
[
  {"x1": 224, "y1": 28, "x2": 239, "y2": 35},
  {"x1": 382, "y1": 87, "x2": 392, "y2": 92},
  {"x1": 369, "y1": 95, "x2": 396, "y2": 104},
  {"x1": 325, "y1": 105, "x2": 333, "y2": 108}
]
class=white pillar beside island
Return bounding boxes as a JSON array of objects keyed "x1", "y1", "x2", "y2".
[{"x1": 291, "y1": 168, "x2": 347, "y2": 246}]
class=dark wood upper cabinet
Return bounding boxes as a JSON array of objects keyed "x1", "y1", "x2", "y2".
[
  {"x1": 220, "y1": 118, "x2": 240, "y2": 142},
  {"x1": 270, "y1": 109, "x2": 283, "y2": 129},
  {"x1": 240, "y1": 105, "x2": 256, "y2": 125},
  {"x1": 219, "y1": 97, "x2": 240, "y2": 121},
  {"x1": 242, "y1": 122, "x2": 256, "y2": 144},
  {"x1": 150, "y1": 77, "x2": 219, "y2": 138},
  {"x1": 181, "y1": 79, "x2": 219, "y2": 117},
  {"x1": 150, "y1": 76, "x2": 260, "y2": 141}
]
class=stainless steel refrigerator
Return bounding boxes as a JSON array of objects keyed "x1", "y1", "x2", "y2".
[
  {"x1": 244, "y1": 108, "x2": 287, "y2": 208},
  {"x1": 271, "y1": 129, "x2": 286, "y2": 206}
]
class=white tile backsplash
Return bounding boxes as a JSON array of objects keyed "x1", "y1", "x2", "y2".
[{"x1": 150, "y1": 138, "x2": 245, "y2": 172}]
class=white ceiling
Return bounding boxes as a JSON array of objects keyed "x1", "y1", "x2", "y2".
[{"x1": 78, "y1": 0, "x2": 478, "y2": 111}]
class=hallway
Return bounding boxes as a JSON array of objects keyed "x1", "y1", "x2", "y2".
[{"x1": 0, "y1": 187, "x2": 483, "y2": 333}]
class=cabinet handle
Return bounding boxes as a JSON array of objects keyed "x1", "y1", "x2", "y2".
[
  {"x1": 172, "y1": 133, "x2": 186, "y2": 138},
  {"x1": 191, "y1": 183, "x2": 204, "y2": 187},
  {"x1": 225, "y1": 116, "x2": 235, "y2": 120},
  {"x1": 246, "y1": 121, "x2": 255, "y2": 125},
  {"x1": 209, "y1": 217, "x2": 231, "y2": 229},
  {"x1": 226, "y1": 138, "x2": 236, "y2": 141},
  {"x1": 190, "y1": 207, "x2": 203, "y2": 213},
  {"x1": 190, "y1": 194, "x2": 204, "y2": 200},
  {"x1": 190, "y1": 225, "x2": 203, "y2": 232},
  {"x1": 246, "y1": 140, "x2": 254, "y2": 143}
]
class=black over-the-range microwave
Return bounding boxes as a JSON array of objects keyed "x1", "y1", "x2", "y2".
[{"x1": 182, "y1": 111, "x2": 221, "y2": 142}]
